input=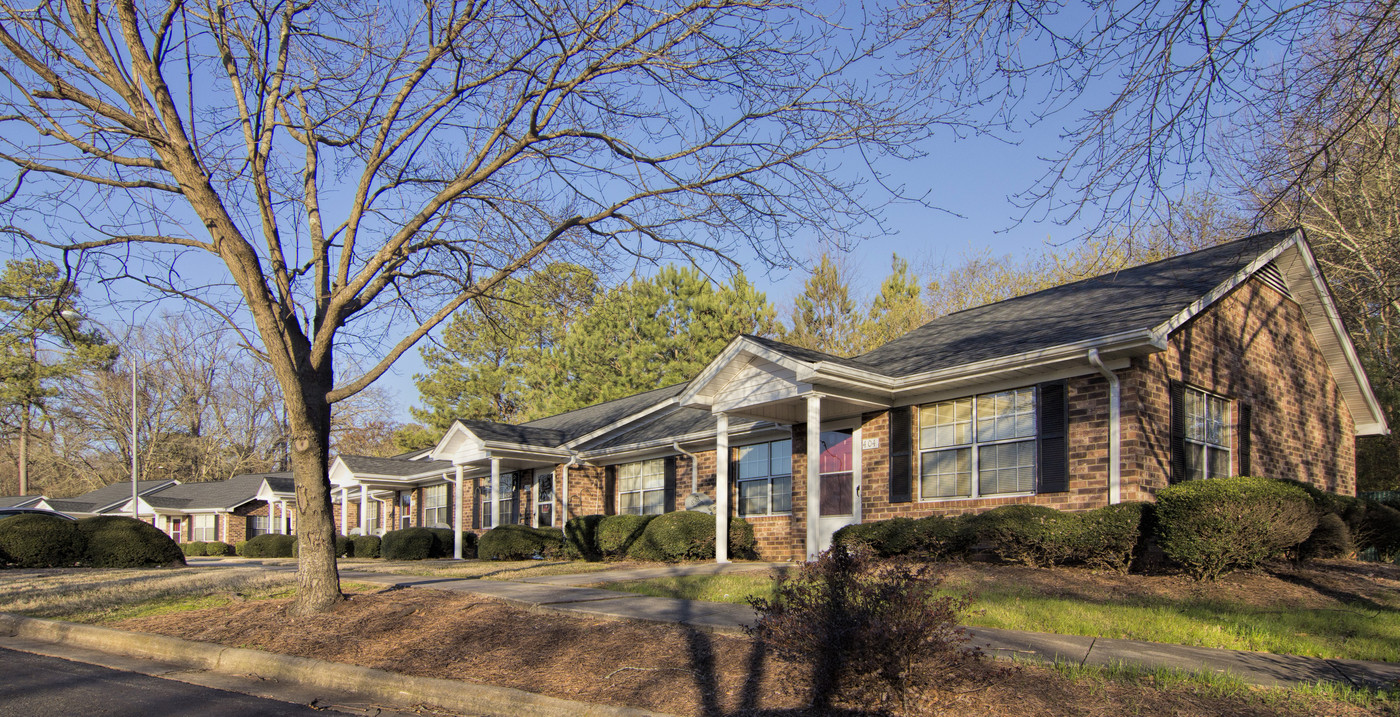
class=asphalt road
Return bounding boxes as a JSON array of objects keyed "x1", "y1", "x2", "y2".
[{"x1": 0, "y1": 646, "x2": 342, "y2": 716}]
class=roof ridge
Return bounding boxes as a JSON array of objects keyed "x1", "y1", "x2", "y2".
[{"x1": 515, "y1": 381, "x2": 688, "y2": 427}]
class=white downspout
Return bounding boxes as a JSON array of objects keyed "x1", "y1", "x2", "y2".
[
  {"x1": 671, "y1": 442, "x2": 699, "y2": 493},
  {"x1": 1087, "y1": 349, "x2": 1122, "y2": 505},
  {"x1": 561, "y1": 455, "x2": 579, "y2": 525}
]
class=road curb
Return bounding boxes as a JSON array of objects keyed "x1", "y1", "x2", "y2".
[{"x1": 0, "y1": 613, "x2": 672, "y2": 717}]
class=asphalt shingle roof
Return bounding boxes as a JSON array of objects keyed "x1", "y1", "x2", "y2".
[
  {"x1": 339, "y1": 455, "x2": 454, "y2": 477},
  {"x1": 55, "y1": 479, "x2": 178, "y2": 513},
  {"x1": 136, "y1": 474, "x2": 268, "y2": 510},
  {"x1": 0, "y1": 495, "x2": 42, "y2": 508},
  {"x1": 520, "y1": 383, "x2": 687, "y2": 442},
  {"x1": 591, "y1": 408, "x2": 768, "y2": 450}
]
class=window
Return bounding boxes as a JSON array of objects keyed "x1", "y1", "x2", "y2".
[
  {"x1": 480, "y1": 474, "x2": 514, "y2": 527},
  {"x1": 1185, "y1": 387, "x2": 1231, "y2": 480},
  {"x1": 191, "y1": 514, "x2": 216, "y2": 542},
  {"x1": 618, "y1": 458, "x2": 666, "y2": 515},
  {"x1": 736, "y1": 439, "x2": 792, "y2": 516},
  {"x1": 535, "y1": 472, "x2": 555, "y2": 528},
  {"x1": 248, "y1": 515, "x2": 270, "y2": 537},
  {"x1": 424, "y1": 484, "x2": 449, "y2": 527},
  {"x1": 366, "y1": 502, "x2": 381, "y2": 535},
  {"x1": 919, "y1": 387, "x2": 1036, "y2": 499}
]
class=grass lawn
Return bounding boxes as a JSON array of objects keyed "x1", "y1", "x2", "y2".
[
  {"x1": 0, "y1": 566, "x2": 377, "y2": 624},
  {"x1": 601, "y1": 561, "x2": 1400, "y2": 663},
  {"x1": 337, "y1": 558, "x2": 627, "y2": 581}
]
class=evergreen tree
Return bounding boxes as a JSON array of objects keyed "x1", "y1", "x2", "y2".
[
  {"x1": 784, "y1": 253, "x2": 860, "y2": 357},
  {"x1": 858, "y1": 254, "x2": 925, "y2": 353},
  {"x1": 0, "y1": 259, "x2": 114, "y2": 495},
  {"x1": 529, "y1": 266, "x2": 778, "y2": 417},
  {"x1": 411, "y1": 263, "x2": 596, "y2": 429}
]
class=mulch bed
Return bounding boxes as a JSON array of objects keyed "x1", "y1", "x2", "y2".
[{"x1": 112, "y1": 583, "x2": 1386, "y2": 716}]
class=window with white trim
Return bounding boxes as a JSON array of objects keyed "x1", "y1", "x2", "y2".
[
  {"x1": 1185, "y1": 388, "x2": 1231, "y2": 480},
  {"x1": 618, "y1": 458, "x2": 666, "y2": 515},
  {"x1": 736, "y1": 439, "x2": 792, "y2": 516},
  {"x1": 248, "y1": 515, "x2": 270, "y2": 536},
  {"x1": 919, "y1": 387, "x2": 1037, "y2": 499},
  {"x1": 191, "y1": 514, "x2": 216, "y2": 542},
  {"x1": 424, "y1": 484, "x2": 449, "y2": 527}
]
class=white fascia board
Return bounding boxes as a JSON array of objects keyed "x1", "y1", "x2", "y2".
[
  {"x1": 561, "y1": 398, "x2": 681, "y2": 449},
  {"x1": 1287, "y1": 237, "x2": 1389, "y2": 435},
  {"x1": 1151, "y1": 230, "x2": 1300, "y2": 341},
  {"x1": 429, "y1": 421, "x2": 482, "y2": 460},
  {"x1": 678, "y1": 337, "x2": 812, "y2": 406},
  {"x1": 479, "y1": 442, "x2": 574, "y2": 460}
]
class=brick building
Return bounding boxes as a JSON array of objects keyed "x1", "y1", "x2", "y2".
[{"x1": 324, "y1": 230, "x2": 1389, "y2": 561}]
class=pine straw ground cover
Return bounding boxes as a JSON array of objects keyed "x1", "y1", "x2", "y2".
[{"x1": 108, "y1": 585, "x2": 1395, "y2": 717}]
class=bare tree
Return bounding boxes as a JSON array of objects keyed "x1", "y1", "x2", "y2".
[
  {"x1": 897, "y1": 0, "x2": 1400, "y2": 235},
  {"x1": 0, "y1": 1, "x2": 931, "y2": 612}
]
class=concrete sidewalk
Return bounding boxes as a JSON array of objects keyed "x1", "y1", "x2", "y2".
[{"x1": 192, "y1": 557, "x2": 1400, "y2": 690}]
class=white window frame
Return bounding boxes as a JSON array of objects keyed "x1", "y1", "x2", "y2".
[
  {"x1": 736, "y1": 438, "x2": 793, "y2": 517},
  {"x1": 191, "y1": 514, "x2": 216, "y2": 542},
  {"x1": 1184, "y1": 387, "x2": 1232, "y2": 481},
  {"x1": 424, "y1": 484, "x2": 449, "y2": 527},
  {"x1": 918, "y1": 387, "x2": 1038, "y2": 501},
  {"x1": 618, "y1": 458, "x2": 667, "y2": 516},
  {"x1": 248, "y1": 515, "x2": 270, "y2": 537},
  {"x1": 534, "y1": 471, "x2": 555, "y2": 528}
]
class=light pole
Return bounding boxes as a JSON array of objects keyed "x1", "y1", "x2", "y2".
[{"x1": 61, "y1": 311, "x2": 139, "y2": 521}]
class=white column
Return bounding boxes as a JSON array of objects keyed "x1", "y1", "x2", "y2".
[
  {"x1": 715, "y1": 413, "x2": 730, "y2": 564},
  {"x1": 489, "y1": 457, "x2": 501, "y2": 529},
  {"x1": 359, "y1": 485, "x2": 368, "y2": 535},
  {"x1": 340, "y1": 488, "x2": 349, "y2": 535},
  {"x1": 806, "y1": 394, "x2": 821, "y2": 560},
  {"x1": 454, "y1": 466, "x2": 464, "y2": 559},
  {"x1": 561, "y1": 463, "x2": 570, "y2": 523}
]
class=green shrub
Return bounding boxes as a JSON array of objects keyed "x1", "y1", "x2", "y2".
[
  {"x1": 748, "y1": 545, "x2": 977, "y2": 711},
  {"x1": 971, "y1": 504, "x2": 1081, "y2": 567},
  {"x1": 1300, "y1": 512, "x2": 1354, "y2": 560},
  {"x1": 0, "y1": 514, "x2": 85, "y2": 568},
  {"x1": 478, "y1": 524, "x2": 564, "y2": 560},
  {"x1": 334, "y1": 534, "x2": 352, "y2": 558},
  {"x1": 1155, "y1": 476, "x2": 1316, "y2": 580},
  {"x1": 833, "y1": 518, "x2": 920, "y2": 558},
  {"x1": 597, "y1": 514, "x2": 654, "y2": 559},
  {"x1": 180, "y1": 541, "x2": 206, "y2": 556},
  {"x1": 381, "y1": 527, "x2": 436, "y2": 560},
  {"x1": 234, "y1": 540, "x2": 248, "y2": 556},
  {"x1": 239, "y1": 533, "x2": 296, "y2": 558},
  {"x1": 205, "y1": 540, "x2": 235, "y2": 556},
  {"x1": 1074, "y1": 502, "x2": 1147, "y2": 572},
  {"x1": 351, "y1": 534, "x2": 380, "y2": 558},
  {"x1": 627, "y1": 511, "x2": 752, "y2": 562},
  {"x1": 832, "y1": 515, "x2": 973, "y2": 561},
  {"x1": 1357, "y1": 502, "x2": 1400, "y2": 561},
  {"x1": 564, "y1": 514, "x2": 605, "y2": 560},
  {"x1": 77, "y1": 516, "x2": 185, "y2": 568}
]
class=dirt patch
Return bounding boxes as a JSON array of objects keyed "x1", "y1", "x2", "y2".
[{"x1": 113, "y1": 586, "x2": 1384, "y2": 716}]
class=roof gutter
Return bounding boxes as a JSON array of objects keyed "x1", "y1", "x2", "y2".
[
  {"x1": 1087, "y1": 348, "x2": 1122, "y2": 505},
  {"x1": 672, "y1": 442, "x2": 699, "y2": 493}
]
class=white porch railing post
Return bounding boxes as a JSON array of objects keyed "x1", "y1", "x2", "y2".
[
  {"x1": 454, "y1": 466, "x2": 464, "y2": 559},
  {"x1": 490, "y1": 457, "x2": 501, "y2": 529},
  {"x1": 715, "y1": 413, "x2": 730, "y2": 564},
  {"x1": 806, "y1": 395, "x2": 821, "y2": 560},
  {"x1": 359, "y1": 485, "x2": 368, "y2": 535}
]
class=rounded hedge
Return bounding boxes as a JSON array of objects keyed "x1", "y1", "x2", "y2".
[
  {"x1": 0, "y1": 514, "x2": 85, "y2": 568},
  {"x1": 77, "y1": 516, "x2": 184, "y2": 568},
  {"x1": 1155, "y1": 476, "x2": 1316, "y2": 580},
  {"x1": 351, "y1": 534, "x2": 381, "y2": 558},
  {"x1": 627, "y1": 511, "x2": 754, "y2": 562},
  {"x1": 1074, "y1": 502, "x2": 1148, "y2": 573},
  {"x1": 334, "y1": 535, "x2": 352, "y2": 558},
  {"x1": 1300, "y1": 512, "x2": 1353, "y2": 560},
  {"x1": 971, "y1": 504, "x2": 1080, "y2": 568},
  {"x1": 563, "y1": 515, "x2": 606, "y2": 561},
  {"x1": 832, "y1": 514, "x2": 973, "y2": 561},
  {"x1": 238, "y1": 533, "x2": 296, "y2": 558},
  {"x1": 380, "y1": 527, "x2": 436, "y2": 560},
  {"x1": 596, "y1": 514, "x2": 653, "y2": 559},
  {"x1": 204, "y1": 540, "x2": 235, "y2": 556},
  {"x1": 478, "y1": 524, "x2": 564, "y2": 560}
]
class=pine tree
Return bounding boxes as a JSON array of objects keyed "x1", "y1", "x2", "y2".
[
  {"x1": 0, "y1": 259, "x2": 115, "y2": 495},
  {"x1": 784, "y1": 253, "x2": 860, "y2": 357},
  {"x1": 858, "y1": 254, "x2": 925, "y2": 352},
  {"x1": 411, "y1": 263, "x2": 597, "y2": 429},
  {"x1": 528, "y1": 266, "x2": 778, "y2": 417}
]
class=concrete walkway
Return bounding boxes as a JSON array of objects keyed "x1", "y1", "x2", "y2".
[{"x1": 189, "y1": 557, "x2": 1400, "y2": 690}]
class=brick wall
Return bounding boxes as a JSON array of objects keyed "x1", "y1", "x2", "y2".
[{"x1": 1125, "y1": 276, "x2": 1356, "y2": 498}]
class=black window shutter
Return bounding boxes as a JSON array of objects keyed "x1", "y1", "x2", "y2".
[
  {"x1": 1238, "y1": 403, "x2": 1252, "y2": 476},
  {"x1": 664, "y1": 456, "x2": 678, "y2": 513},
  {"x1": 889, "y1": 406, "x2": 913, "y2": 503},
  {"x1": 471, "y1": 477, "x2": 480, "y2": 529},
  {"x1": 1037, "y1": 380, "x2": 1069, "y2": 493},
  {"x1": 604, "y1": 465, "x2": 616, "y2": 515},
  {"x1": 1170, "y1": 380, "x2": 1187, "y2": 483}
]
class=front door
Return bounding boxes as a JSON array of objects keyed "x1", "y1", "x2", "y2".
[
  {"x1": 816, "y1": 428, "x2": 860, "y2": 553},
  {"x1": 535, "y1": 471, "x2": 555, "y2": 528}
]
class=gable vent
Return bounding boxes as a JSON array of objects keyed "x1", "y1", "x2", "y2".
[{"x1": 1255, "y1": 261, "x2": 1291, "y2": 299}]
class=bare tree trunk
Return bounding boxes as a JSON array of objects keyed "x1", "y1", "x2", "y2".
[
  {"x1": 280, "y1": 366, "x2": 342, "y2": 615},
  {"x1": 17, "y1": 404, "x2": 28, "y2": 496}
]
